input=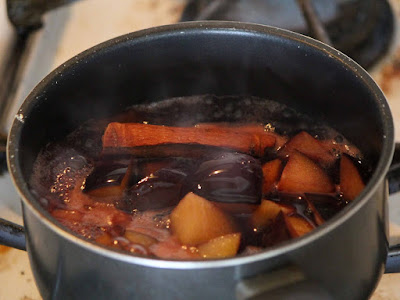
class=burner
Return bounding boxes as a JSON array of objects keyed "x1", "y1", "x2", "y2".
[{"x1": 180, "y1": 0, "x2": 395, "y2": 69}]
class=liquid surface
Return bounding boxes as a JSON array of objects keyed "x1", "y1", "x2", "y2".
[{"x1": 29, "y1": 95, "x2": 368, "y2": 260}]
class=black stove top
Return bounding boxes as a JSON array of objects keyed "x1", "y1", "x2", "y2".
[{"x1": 180, "y1": 0, "x2": 395, "y2": 70}]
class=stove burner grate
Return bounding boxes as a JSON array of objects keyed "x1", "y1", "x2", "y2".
[{"x1": 181, "y1": 0, "x2": 395, "y2": 70}]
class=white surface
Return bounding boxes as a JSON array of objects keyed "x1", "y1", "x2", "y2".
[{"x1": 1, "y1": 0, "x2": 400, "y2": 299}]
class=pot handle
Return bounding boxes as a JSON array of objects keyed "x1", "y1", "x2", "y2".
[
  {"x1": 0, "y1": 217, "x2": 26, "y2": 250},
  {"x1": 236, "y1": 265, "x2": 333, "y2": 300},
  {"x1": 386, "y1": 245, "x2": 400, "y2": 273},
  {"x1": 385, "y1": 143, "x2": 400, "y2": 273}
]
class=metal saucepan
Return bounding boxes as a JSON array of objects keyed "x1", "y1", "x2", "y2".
[{"x1": 0, "y1": 22, "x2": 397, "y2": 299}]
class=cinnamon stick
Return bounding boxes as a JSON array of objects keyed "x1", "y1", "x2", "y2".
[
  {"x1": 102, "y1": 122, "x2": 276, "y2": 156},
  {"x1": 195, "y1": 123, "x2": 288, "y2": 150}
]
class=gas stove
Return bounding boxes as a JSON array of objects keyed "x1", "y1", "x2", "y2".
[{"x1": 0, "y1": 0, "x2": 400, "y2": 299}]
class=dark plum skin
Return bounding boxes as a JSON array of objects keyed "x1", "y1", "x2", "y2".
[
  {"x1": 82, "y1": 156, "x2": 148, "y2": 200},
  {"x1": 86, "y1": 152, "x2": 263, "y2": 211},
  {"x1": 84, "y1": 163, "x2": 129, "y2": 192},
  {"x1": 188, "y1": 152, "x2": 263, "y2": 204},
  {"x1": 121, "y1": 159, "x2": 197, "y2": 211}
]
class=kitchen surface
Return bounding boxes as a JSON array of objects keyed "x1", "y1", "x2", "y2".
[{"x1": 1, "y1": 0, "x2": 400, "y2": 299}]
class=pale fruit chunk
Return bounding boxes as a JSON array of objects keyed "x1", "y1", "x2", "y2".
[
  {"x1": 282, "y1": 131, "x2": 335, "y2": 166},
  {"x1": 284, "y1": 214, "x2": 314, "y2": 238},
  {"x1": 251, "y1": 199, "x2": 294, "y2": 229},
  {"x1": 278, "y1": 151, "x2": 335, "y2": 194},
  {"x1": 340, "y1": 155, "x2": 365, "y2": 201},
  {"x1": 262, "y1": 159, "x2": 283, "y2": 194},
  {"x1": 198, "y1": 233, "x2": 241, "y2": 259},
  {"x1": 95, "y1": 233, "x2": 113, "y2": 246},
  {"x1": 170, "y1": 192, "x2": 236, "y2": 245}
]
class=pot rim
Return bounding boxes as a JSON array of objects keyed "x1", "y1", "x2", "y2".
[{"x1": 7, "y1": 21, "x2": 395, "y2": 269}]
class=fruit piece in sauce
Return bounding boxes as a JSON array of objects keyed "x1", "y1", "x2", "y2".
[
  {"x1": 189, "y1": 152, "x2": 263, "y2": 205},
  {"x1": 170, "y1": 192, "x2": 236, "y2": 245},
  {"x1": 304, "y1": 196, "x2": 325, "y2": 225},
  {"x1": 278, "y1": 151, "x2": 335, "y2": 194},
  {"x1": 124, "y1": 159, "x2": 196, "y2": 211},
  {"x1": 281, "y1": 131, "x2": 336, "y2": 166},
  {"x1": 198, "y1": 233, "x2": 241, "y2": 259},
  {"x1": 83, "y1": 159, "x2": 133, "y2": 199},
  {"x1": 251, "y1": 199, "x2": 295, "y2": 229},
  {"x1": 95, "y1": 233, "x2": 113, "y2": 246},
  {"x1": 284, "y1": 214, "x2": 314, "y2": 238},
  {"x1": 261, "y1": 159, "x2": 283, "y2": 194},
  {"x1": 262, "y1": 212, "x2": 291, "y2": 247},
  {"x1": 305, "y1": 193, "x2": 344, "y2": 221},
  {"x1": 213, "y1": 202, "x2": 258, "y2": 215},
  {"x1": 340, "y1": 155, "x2": 366, "y2": 201}
]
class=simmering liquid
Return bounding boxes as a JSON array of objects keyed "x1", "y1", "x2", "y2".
[{"x1": 29, "y1": 95, "x2": 369, "y2": 260}]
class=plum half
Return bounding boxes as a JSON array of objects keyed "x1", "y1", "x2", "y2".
[
  {"x1": 83, "y1": 157, "x2": 134, "y2": 199},
  {"x1": 188, "y1": 152, "x2": 263, "y2": 205},
  {"x1": 122, "y1": 159, "x2": 198, "y2": 211}
]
